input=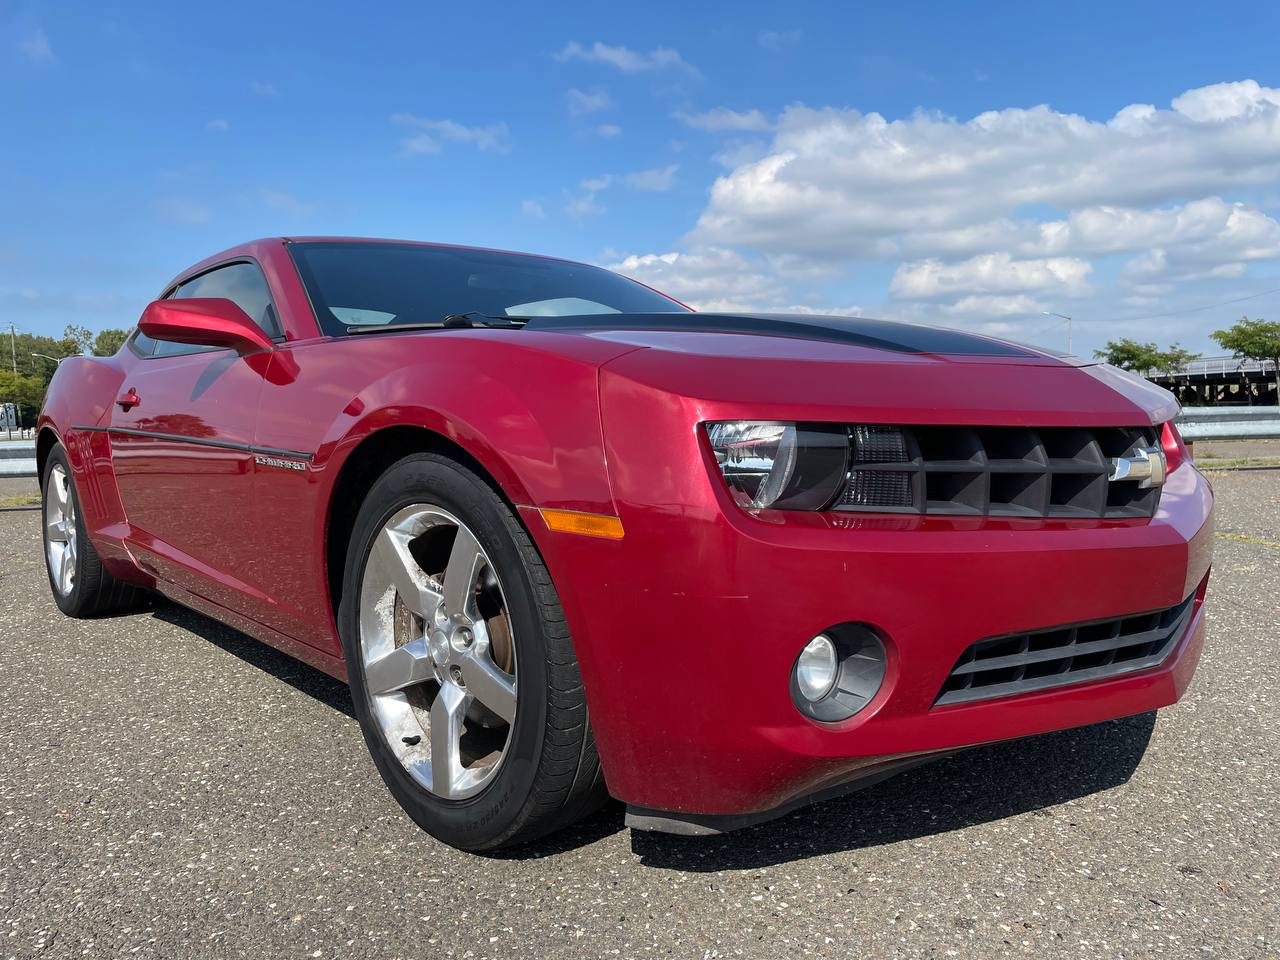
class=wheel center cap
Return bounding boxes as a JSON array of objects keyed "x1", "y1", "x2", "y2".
[{"x1": 428, "y1": 628, "x2": 451, "y2": 666}]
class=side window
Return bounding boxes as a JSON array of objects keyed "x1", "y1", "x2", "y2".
[
  {"x1": 152, "y1": 261, "x2": 281, "y2": 358},
  {"x1": 130, "y1": 330, "x2": 157, "y2": 356}
]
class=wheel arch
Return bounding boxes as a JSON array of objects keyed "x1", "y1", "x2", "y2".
[
  {"x1": 36, "y1": 426, "x2": 60, "y2": 489},
  {"x1": 322, "y1": 423, "x2": 537, "y2": 624}
]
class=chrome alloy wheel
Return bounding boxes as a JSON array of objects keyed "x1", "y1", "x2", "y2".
[
  {"x1": 45, "y1": 463, "x2": 78, "y2": 597},
  {"x1": 358, "y1": 505, "x2": 518, "y2": 800}
]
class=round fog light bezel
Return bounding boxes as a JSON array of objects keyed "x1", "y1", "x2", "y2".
[{"x1": 789, "y1": 623, "x2": 888, "y2": 723}]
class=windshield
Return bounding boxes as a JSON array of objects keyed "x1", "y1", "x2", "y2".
[{"x1": 288, "y1": 241, "x2": 689, "y2": 336}]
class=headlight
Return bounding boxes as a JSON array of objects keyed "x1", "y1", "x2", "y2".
[{"x1": 705, "y1": 421, "x2": 848, "y2": 510}]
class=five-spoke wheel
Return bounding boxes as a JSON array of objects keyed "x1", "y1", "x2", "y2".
[
  {"x1": 359, "y1": 505, "x2": 518, "y2": 800},
  {"x1": 340, "y1": 452, "x2": 606, "y2": 850},
  {"x1": 44, "y1": 462, "x2": 78, "y2": 597}
]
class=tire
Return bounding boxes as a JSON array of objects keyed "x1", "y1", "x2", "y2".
[
  {"x1": 42, "y1": 443, "x2": 149, "y2": 617},
  {"x1": 338, "y1": 453, "x2": 606, "y2": 851}
]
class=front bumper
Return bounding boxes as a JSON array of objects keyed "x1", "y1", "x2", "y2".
[{"x1": 522, "y1": 423, "x2": 1214, "y2": 823}]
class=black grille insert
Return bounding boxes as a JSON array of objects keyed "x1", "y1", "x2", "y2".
[
  {"x1": 935, "y1": 593, "x2": 1195, "y2": 706},
  {"x1": 835, "y1": 425, "x2": 1162, "y2": 519}
]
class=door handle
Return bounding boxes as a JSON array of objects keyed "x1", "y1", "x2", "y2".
[{"x1": 116, "y1": 389, "x2": 141, "y2": 411}]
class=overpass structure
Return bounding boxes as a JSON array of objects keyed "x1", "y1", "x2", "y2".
[{"x1": 1146, "y1": 355, "x2": 1279, "y2": 406}]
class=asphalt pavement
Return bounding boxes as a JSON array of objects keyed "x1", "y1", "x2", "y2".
[{"x1": 1, "y1": 470, "x2": 1277, "y2": 959}]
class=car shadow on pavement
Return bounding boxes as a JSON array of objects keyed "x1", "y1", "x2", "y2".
[
  {"x1": 150, "y1": 602, "x2": 356, "y2": 719},
  {"x1": 625, "y1": 710, "x2": 1157, "y2": 870}
]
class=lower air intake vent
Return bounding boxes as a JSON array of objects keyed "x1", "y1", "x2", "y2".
[{"x1": 934, "y1": 593, "x2": 1195, "y2": 707}]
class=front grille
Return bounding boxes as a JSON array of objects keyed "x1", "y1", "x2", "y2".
[
  {"x1": 835, "y1": 425, "x2": 1162, "y2": 519},
  {"x1": 934, "y1": 593, "x2": 1195, "y2": 706}
]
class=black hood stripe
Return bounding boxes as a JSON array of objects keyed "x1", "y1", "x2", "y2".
[{"x1": 523, "y1": 312, "x2": 1039, "y2": 358}]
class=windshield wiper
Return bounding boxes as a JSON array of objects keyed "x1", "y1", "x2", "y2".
[
  {"x1": 346, "y1": 312, "x2": 532, "y2": 335},
  {"x1": 443, "y1": 312, "x2": 531, "y2": 328}
]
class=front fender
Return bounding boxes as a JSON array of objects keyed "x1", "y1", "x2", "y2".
[{"x1": 261, "y1": 335, "x2": 623, "y2": 516}]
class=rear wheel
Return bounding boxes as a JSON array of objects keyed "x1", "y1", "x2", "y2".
[
  {"x1": 339, "y1": 453, "x2": 605, "y2": 850},
  {"x1": 42, "y1": 443, "x2": 149, "y2": 617}
]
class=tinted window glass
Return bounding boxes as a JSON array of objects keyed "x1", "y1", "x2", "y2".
[
  {"x1": 152, "y1": 261, "x2": 281, "y2": 357},
  {"x1": 288, "y1": 242, "x2": 688, "y2": 337},
  {"x1": 130, "y1": 330, "x2": 157, "y2": 356}
]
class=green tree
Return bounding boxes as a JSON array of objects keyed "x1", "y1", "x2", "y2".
[
  {"x1": 63, "y1": 323, "x2": 94, "y2": 356},
  {"x1": 10, "y1": 332, "x2": 79, "y2": 382},
  {"x1": 92, "y1": 328, "x2": 130, "y2": 356},
  {"x1": 1212, "y1": 316, "x2": 1280, "y2": 401},
  {"x1": 1151, "y1": 343, "x2": 1199, "y2": 375},
  {"x1": 1095, "y1": 338, "x2": 1160, "y2": 372},
  {"x1": 1095, "y1": 339, "x2": 1199, "y2": 376},
  {"x1": 0, "y1": 370, "x2": 46, "y2": 429}
]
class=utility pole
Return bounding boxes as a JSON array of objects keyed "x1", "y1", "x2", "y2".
[
  {"x1": 6, "y1": 323, "x2": 17, "y2": 438},
  {"x1": 1041, "y1": 312, "x2": 1073, "y2": 355}
]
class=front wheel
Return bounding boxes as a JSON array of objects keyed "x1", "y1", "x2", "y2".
[{"x1": 339, "y1": 453, "x2": 605, "y2": 850}]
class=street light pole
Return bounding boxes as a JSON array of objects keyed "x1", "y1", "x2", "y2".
[
  {"x1": 1041, "y1": 312, "x2": 1073, "y2": 354},
  {"x1": 8, "y1": 323, "x2": 15, "y2": 374}
]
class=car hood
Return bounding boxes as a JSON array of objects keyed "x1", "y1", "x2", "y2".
[
  {"x1": 527, "y1": 312, "x2": 1071, "y2": 364},
  {"x1": 522, "y1": 312, "x2": 1178, "y2": 426}
]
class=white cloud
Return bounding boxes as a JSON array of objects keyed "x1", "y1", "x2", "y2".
[
  {"x1": 1120, "y1": 249, "x2": 1246, "y2": 285},
  {"x1": 257, "y1": 189, "x2": 312, "y2": 217},
  {"x1": 554, "y1": 41, "x2": 698, "y2": 76},
  {"x1": 675, "y1": 107, "x2": 772, "y2": 133},
  {"x1": 938, "y1": 294, "x2": 1042, "y2": 317},
  {"x1": 596, "y1": 123, "x2": 623, "y2": 138},
  {"x1": 521, "y1": 199, "x2": 545, "y2": 218},
  {"x1": 251, "y1": 80, "x2": 279, "y2": 97},
  {"x1": 1170, "y1": 80, "x2": 1280, "y2": 122},
  {"x1": 567, "y1": 88, "x2": 613, "y2": 116},
  {"x1": 391, "y1": 114, "x2": 511, "y2": 154},
  {"x1": 758, "y1": 29, "x2": 802, "y2": 50},
  {"x1": 565, "y1": 191, "x2": 605, "y2": 220},
  {"x1": 606, "y1": 248, "x2": 787, "y2": 311},
  {"x1": 692, "y1": 83, "x2": 1280, "y2": 260},
  {"x1": 1031, "y1": 197, "x2": 1280, "y2": 255},
  {"x1": 582, "y1": 80, "x2": 1280, "y2": 354},
  {"x1": 890, "y1": 254, "x2": 1092, "y2": 300},
  {"x1": 17, "y1": 27, "x2": 54, "y2": 66},
  {"x1": 155, "y1": 196, "x2": 211, "y2": 225},
  {"x1": 566, "y1": 165, "x2": 678, "y2": 220},
  {"x1": 781, "y1": 303, "x2": 865, "y2": 317},
  {"x1": 622, "y1": 164, "x2": 678, "y2": 191},
  {"x1": 206, "y1": 118, "x2": 230, "y2": 132}
]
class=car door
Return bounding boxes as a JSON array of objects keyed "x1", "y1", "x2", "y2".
[{"x1": 108, "y1": 260, "x2": 279, "y2": 613}]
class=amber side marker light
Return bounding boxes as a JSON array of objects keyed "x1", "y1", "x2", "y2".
[{"x1": 539, "y1": 508, "x2": 626, "y2": 540}]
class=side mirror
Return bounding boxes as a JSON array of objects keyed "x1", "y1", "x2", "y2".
[{"x1": 138, "y1": 298, "x2": 275, "y2": 356}]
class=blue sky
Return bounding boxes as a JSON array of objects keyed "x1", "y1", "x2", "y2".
[{"x1": 3, "y1": 0, "x2": 1280, "y2": 356}]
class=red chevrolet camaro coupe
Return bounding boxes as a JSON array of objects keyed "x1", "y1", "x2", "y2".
[{"x1": 37, "y1": 237, "x2": 1214, "y2": 850}]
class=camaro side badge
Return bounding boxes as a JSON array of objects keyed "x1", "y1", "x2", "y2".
[
  {"x1": 1109, "y1": 446, "x2": 1167, "y2": 489},
  {"x1": 254, "y1": 454, "x2": 308, "y2": 473}
]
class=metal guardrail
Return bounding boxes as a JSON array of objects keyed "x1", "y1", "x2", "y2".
[
  {"x1": 1146, "y1": 355, "x2": 1279, "y2": 380},
  {"x1": 1175, "y1": 406, "x2": 1280, "y2": 441},
  {"x1": 0, "y1": 439, "x2": 37, "y2": 479}
]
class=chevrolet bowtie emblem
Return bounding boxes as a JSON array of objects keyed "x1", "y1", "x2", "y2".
[{"x1": 1108, "y1": 445, "x2": 1167, "y2": 489}]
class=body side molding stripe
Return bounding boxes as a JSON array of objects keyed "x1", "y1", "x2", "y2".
[{"x1": 71, "y1": 424, "x2": 314, "y2": 462}]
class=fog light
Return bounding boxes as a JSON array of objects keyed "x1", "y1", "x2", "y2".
[
  {"x1": 795, "y1": 635, "x2": 838, "y2": 702},
  {"x1": 790, "y1": 623, "x2": 889, "y2": 722}
]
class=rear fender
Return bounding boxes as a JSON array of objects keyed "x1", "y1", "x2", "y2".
[{"x1": 36, "y1": 355, "x2": 142, "y2": 579}]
